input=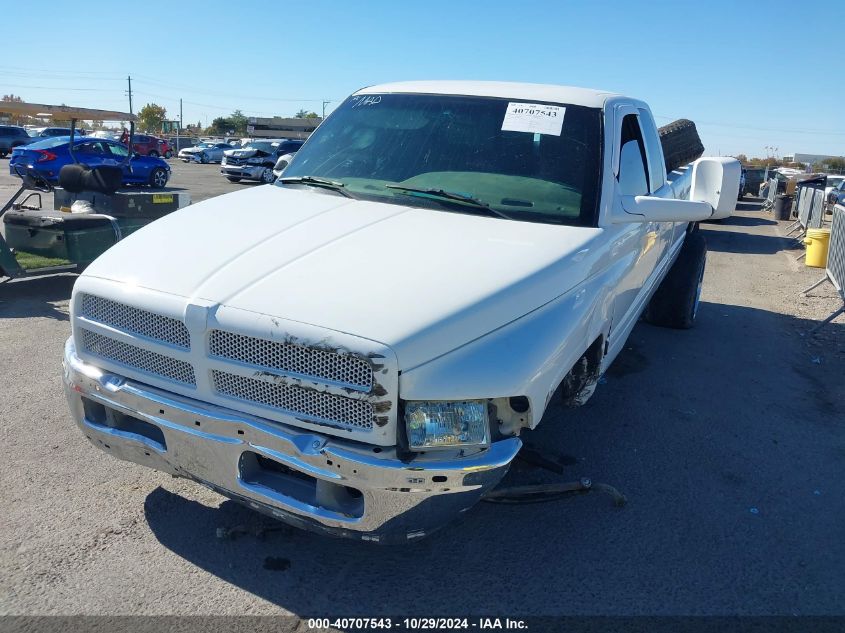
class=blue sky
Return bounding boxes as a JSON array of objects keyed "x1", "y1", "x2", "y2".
[{"x1": 4, "y1": 0, "x2": 844, "y2": 158}]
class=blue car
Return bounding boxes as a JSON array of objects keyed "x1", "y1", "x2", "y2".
[{"x1": 9, "y1": 136, "x2": 171, "y2": 188}]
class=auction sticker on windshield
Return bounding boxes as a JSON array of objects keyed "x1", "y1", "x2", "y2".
[{"x1": 501, "y1": 102, "x2": 565, "y2": 136}]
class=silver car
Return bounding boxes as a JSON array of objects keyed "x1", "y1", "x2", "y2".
[{"x1": 178, "y1": 142, "x2": 232, "y2": 164}]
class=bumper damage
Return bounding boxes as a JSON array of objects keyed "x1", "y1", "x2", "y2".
[{"x1": 63, "y1": 338, "x2": 520, "y2": 542}]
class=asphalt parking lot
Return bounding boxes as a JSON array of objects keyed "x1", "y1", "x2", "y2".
[{"x1": 1, "y1": 163, "x2": 844, "y2": 617}]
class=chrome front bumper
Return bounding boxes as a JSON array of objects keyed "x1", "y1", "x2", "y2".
[
  {"x1": 63, "y1": 338, "x2": 521, "y2": 542},
  {"x1": 220, "y1": 164, "x2": 264, "y2": 179}
]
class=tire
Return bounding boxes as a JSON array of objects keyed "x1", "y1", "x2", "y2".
[
  {"x1": 199, "y1": 152, "x2": 208, "y2": 164},
  {"x1": 149, "y1": 167, "x2": 168, "y2": 189},
  {"x1": 0, "y1": 150, "x2": 7, "y2": 158},
  {"x1": 659, "y1": 119, "x2": 705, "y2": 174},
  {"x1": 149, "y1": 150, "x2": 159, "y2": 158},
  {"x1": 260, "y1": 167, "x2": 275, "y2": 183},
  {"x1": 164, "y1": 150, "x2": 173, "y2": 159},
  {"x1": 226, "y1": 177, "x2": 242, "y2": 182},
  {"x1": 644, "y1": 232, "x2": 707, "y2": 329}
]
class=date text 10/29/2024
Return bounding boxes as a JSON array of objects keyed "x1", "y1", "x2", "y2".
[{"x1": 306, "y1": 618, "x2": 529, "y2": 630}]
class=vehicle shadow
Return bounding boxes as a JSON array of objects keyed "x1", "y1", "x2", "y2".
[
  {"x1": 700, "y1": 227, "x2": 797, "y2": 255},
  {"x1": 0, "y1": 273, "x2": 74, "y2": 320},
  {"x1": 719, "y1": 214, "x2": 775, "y2": 226},
  {"x1": 143, "y1": 301, "x2": 845, "y2": 616}
]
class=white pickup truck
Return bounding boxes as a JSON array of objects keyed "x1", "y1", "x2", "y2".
[{"x1": 63, "y1": 81, "x2": 739, "y2": 542}]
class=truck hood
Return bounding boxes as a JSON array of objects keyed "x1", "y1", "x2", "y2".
[{"x1": 83, "y1": 185, "x2": 603, "y2": 370}]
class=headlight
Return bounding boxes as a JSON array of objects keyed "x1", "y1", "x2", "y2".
[{"x1": 404, "y1": 400, "x2": 489, "y2": 451}]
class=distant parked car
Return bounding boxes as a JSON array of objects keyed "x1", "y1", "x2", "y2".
[
  {"x1": 827, "y1": 179, "x2": 845, "y2": 208},
  {"x1": 738, "y1": 167, "x2": 747, "y2": 199},
  {"x1": 0, "y1": 125, "x2": 34, "y2": 158},
  {"x1": 9, "y1": 136, "x2": 171, "y2": 188},
  {"x1": 179, "y1": 141, "x2": 232, "y2": 163},
  {"x1": 221, "y1": 139, "x2": 304, "y2": 183},
  {"x1": 90, "y1": 130, "x2": 121, "y2": 140},
  {"x1": 168, "y1": 137, "x2": 199, "y2": 152},
  {"x1": 824, "y1": 174, "x2": 845, "y2": 200},
  {"x1": 130, "y1": 134, "x2": 172, "y2": 158},
  {"x1": 272, "y1": 152, "x2": 296, "y2": 179},
  {"x1": 32, "y1": 127, "x2": 76, "y2": 138}
]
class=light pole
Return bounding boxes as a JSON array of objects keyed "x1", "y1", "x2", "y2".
[{"x1": 321, "y1": 100, "x2": 331, "y2": 120}]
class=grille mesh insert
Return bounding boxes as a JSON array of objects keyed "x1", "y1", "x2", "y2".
[
  {"x1": 81, "y1": 329, "x2": 196, "y2": 385},
  {"x1": 209, "y1": 329, "x2": 373, "y2": 390},
  {"x1": 80, "y1": 294, "x2": 190, "y2": 349},
  {"x1": 212, "y1": 370, "x2": 373, "y2": 430}
]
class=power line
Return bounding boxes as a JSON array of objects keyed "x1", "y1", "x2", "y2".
[
  {"x1": 0, "y1": 83, "x2": 114, "y2": 92},
  {"x1": 132, "y1": 76, "x2": 334, "y2": 103}
]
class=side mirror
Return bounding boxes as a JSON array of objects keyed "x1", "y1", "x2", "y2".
[
  {"x1": 613, "y1": 156, "x2": 742, "y2": 224},
  {"x1": 617, "y1": 195, "x2": 713, "y2": 223},
  {"x1": 690, "y1": 157, "x2": 741, "y2": 218}
]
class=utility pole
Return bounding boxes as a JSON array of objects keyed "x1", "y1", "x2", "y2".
[
  {"x1": 179, "y1": 98, "x2": 183, "y2": 130},
  {"x1": 127, "y1": 75, "x2": 133, "y2": 115}
]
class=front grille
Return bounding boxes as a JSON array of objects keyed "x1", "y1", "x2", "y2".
[
  {"x1": 212, "y1": 370, "x2": 373, "y2": 430},
  {"x1": 209, "y1": 329, "x2": 374, "y2": 391},
  {"x1": 81, "y1": 329, "x2": 196, "y2": 385},
  {"x1": 80, "y1": 294, "x2": 190, "y2": 349}
]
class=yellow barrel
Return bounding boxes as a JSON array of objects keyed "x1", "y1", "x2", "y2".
[{"x1": 804, "y1": 228, "x2": 831, "y2": 268}]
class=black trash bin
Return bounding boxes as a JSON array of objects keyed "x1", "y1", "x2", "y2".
[{"x1": 773, "y1": 194, "x2": 793, "y2": 220}]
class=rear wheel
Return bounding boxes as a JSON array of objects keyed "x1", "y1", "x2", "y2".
[
  {"x1": 164, "y1": 150, "x2": 173, "y2": 159},
  {"x1": 0, "y1": 150, "x2": 7, "y2": 158},
  {"x1": 644, "y1": 232, "x2": 707, "y2": 329},
  {"x1": 149, "y1": 150, "x2": 159, "y2": 158},
  {"x1": 149, "y1": 167, "x2": 168, "y2": 189},
  {"x1": 226, "y1": 177, "x2": 242, "y2": 182}
]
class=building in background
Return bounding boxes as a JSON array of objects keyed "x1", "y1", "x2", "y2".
[
  {"x1": 783, "y1": 152, "x2": 841, "y2": 167},
  {"x1": 247, "y1": 116, "x2": 322, "y2": 139}
]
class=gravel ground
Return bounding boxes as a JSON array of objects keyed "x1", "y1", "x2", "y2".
[{"x1": 0, "y1": 179, "x2": 843, "y2": 618}]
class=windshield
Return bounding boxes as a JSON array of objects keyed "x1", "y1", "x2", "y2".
[
  {"x1": 245, "y1": 141, "x2": 280, "y2": 153},
  {"x1": 828, "y1": 176, "x2": 844, "y2": 187},
  {"x1": 278, "y1": 93, "x2": 601, "y2": 225}
]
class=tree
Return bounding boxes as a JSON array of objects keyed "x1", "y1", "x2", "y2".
[
  {"x1": 304, "y1": 111, "x2": 319, "y2": 118},
  {"x1": 294, "y1": 109, "x2": 309, "y2": 118},
  {"x1": 734, "y1": 154, "x2": 748, "y2": 164},
  {"x1": 1, "y1": 94, "x2": 25, "y2": 124},
  {"x1": 138, "y1": 103, "x2": 167, "y2": 133},
  {"x1": 209, "y1": 116, "x2": 233, "y2": 134},
  {"x1": 229, "y1": 109, "x2": 248, "y2": 134}
]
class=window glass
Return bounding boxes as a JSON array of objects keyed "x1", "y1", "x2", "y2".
[
  {"x1": 280, "y1": 93, "x2": 602, "y2": 226},
  {"x1": 618, "y1": 114, "x2": 649, "y2": 196},
  {"x1": 107, "y1": 143, "x2": 129, "y2": 157},
  {"x1": 75, "y1": 141, "x2": 107, "y2": 155}
]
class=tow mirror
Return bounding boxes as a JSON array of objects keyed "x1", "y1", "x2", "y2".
[
  {"x1": 613, "y1": 156, "x2": 742, "y2": 224},
  {"x1": 617, "y1": 195, "x2": 713, "y2": 223},
  {"x1": 690, "y1": 157, "x2": 741, "y2": 218}
]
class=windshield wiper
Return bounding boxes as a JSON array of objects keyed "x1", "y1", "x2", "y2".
[
  {"x1": 385, "y1": 185, "x2": 512, "y2": 220},
  {"x1": 278, "y1": 176, "x2": 356, "y2": 198}
]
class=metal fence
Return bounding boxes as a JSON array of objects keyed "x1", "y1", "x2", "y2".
[
  {"x1": 763, "y1": 177, "x2": 778, "y2": 209},
  {"x1": 787, "y1": 179, "x2": 828, "y2": 256},
  {"x1": 801, "y1": 204, "x2": 845, "y2": 333}
]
